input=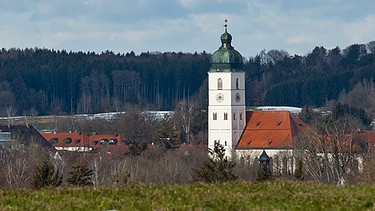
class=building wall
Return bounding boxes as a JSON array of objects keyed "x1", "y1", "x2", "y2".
[
  {"x1": 236, "y1": 149, "x2": 296, "y2": 176},
  {"x1": 208, "y1": 72, "x2": 246, "y2": 158},
  {"x1": 0, "y1": 132, "x2": 11, "y2": 146}
]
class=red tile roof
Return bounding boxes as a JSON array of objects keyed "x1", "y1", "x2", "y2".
[
  {"x1": 42, "y1": 133, "x2": 130, "y2": 153},
  {"x1": 359, "y1": 131, "x2": 375, "y2": 146},
  {"x1": 236, "y1": 110, "x2": 307, "y2": 149},
  {"x1": 89, "y1": 134, "x2": 129, "y2": 149},
  {"x1": 42, "y1": 132, "x2": 89, "y2": 148}
]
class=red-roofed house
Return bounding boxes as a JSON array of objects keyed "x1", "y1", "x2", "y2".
[
  {"x1": 236, "y1": 110, "x2": 307, "y2": 158},
  {"x1": 42, "y1": 132, "x2": 130, "y2": 154},
  {"x1": 89, "y1": 134, "x2": 129, "y2": 154},
  {"x1": 43, "y1": 132, "x2": 90, "y2": 152}
]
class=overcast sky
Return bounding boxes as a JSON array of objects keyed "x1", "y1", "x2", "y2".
[{"x1": 1, "y1": 0, "x2": 374, "y2": 58}]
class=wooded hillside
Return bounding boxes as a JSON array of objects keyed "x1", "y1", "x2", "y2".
[{"x1": 1, "y1": 41, "x2": 375, "y2": 116}]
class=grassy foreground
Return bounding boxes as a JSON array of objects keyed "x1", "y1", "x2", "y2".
[{"x1": 0, "y1": 180, "x2": 374, "y2": 210}]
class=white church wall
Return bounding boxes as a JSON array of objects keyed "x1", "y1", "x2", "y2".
[{"x1": 236, "y1": 149, "x2": 296, "y2": 176}]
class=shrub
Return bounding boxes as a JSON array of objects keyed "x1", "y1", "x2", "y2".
[
  {"x1": 67, "y1": 163, "x2": 94, "y2": 186},
  {"x1": 194, "y1": 142, "x2": 237, "y2": 183},
  {"x1": 32, "y1": 161, "x2": 62, "y2": 189},
  {"x1": 127, "y1": 141, "x2": 148, "y2": 156},
  {"x1": 294, "y1": 160, "x2": 304, "y2": 181},
  {"x1": 256, "y1": 161, "x2": 271, "y2": 181}
]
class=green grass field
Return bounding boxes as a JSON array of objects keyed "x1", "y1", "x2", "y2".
[{"x1": 1, "y1": 180, "x2": 374, "y2": 210}]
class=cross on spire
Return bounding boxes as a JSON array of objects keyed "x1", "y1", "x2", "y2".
[{"x1": 224, "y1": 19, "x2": 228, "y2": 32}]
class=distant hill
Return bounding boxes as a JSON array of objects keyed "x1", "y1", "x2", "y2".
[{"x1": 0, "y1": 41, "x2": 374, "y2": 116}]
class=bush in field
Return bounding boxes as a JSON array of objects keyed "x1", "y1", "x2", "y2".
[
  {"x1": 256, "y1": 161, "x2": 271, "y2": 181},
  {"x1": 32, "y1": 161, "x2": 62, "y2": 189},
  {"x1": 127, "y1": 141, "x2": 148, "y2": 156},
  {"x1": 194, "y1": 142, "x2": 237, "y2": 183},
  {"x1": 67, "y1": 163, "x2": 94, "y2": 186},
  {"x1": 294, "y1": 160, "x2": 304, "y2": 181}
]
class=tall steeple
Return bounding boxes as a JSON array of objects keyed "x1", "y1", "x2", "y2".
[{"x1": 207, "y1": 20, "x2": 246, "y2": 159}]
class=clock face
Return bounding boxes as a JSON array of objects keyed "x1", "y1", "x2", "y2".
[
  {"x1": 235, "y1": 93, "x2": 241, "y2": 102},
  {"x1": 216, "y1": 93, "x2": 224, "y2": 103}
]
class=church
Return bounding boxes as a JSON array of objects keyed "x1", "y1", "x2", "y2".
[{"x1": 208, "y1": 22, "x2": 307, "y2": 174}]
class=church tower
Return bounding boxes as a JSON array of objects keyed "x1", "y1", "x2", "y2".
[{"x1": 208, "y1": 21, "x2": 246, "y2": 159}]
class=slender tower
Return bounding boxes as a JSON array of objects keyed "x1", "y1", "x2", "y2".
[{"x1": 208, "y1": 20, "x2": 246, "y2": 159}]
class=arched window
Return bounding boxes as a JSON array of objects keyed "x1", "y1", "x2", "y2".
[
  {"x1": 224, "y1": 113, "x2": 228, "y2": 120},
  {"x1": 236, "y1": 78, "x2": 239, "y2": 90},
  {"x1": 213, "y1": 112, "x2": 217, "y2": 120},
  {"x1": 218, "y1": 78, "x2": 223, "y2": 90}
]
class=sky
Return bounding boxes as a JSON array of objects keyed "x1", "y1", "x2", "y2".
[{"x1": 1, "y1": 0, "x2": 375, "y2": 58}]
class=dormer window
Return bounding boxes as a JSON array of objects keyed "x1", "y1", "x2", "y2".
[
  {"x1": 109, "y1": 139, "x2": 118, "y2": 145},
  {"x1": 63, "y1": 138, "x2": 72, "y2": 144},
  {"x1": 100, "y1": 139, "x2": 109, "y2": 145},
  {"x1": 122, "y1": 140, "x2": 130, "y2": 145},
  {"x1": 217, "y1": 78, "x2": 223, "y2": 90},
  {"x1": 49, "y1": 138, "x2": 58, "y2": 145}
]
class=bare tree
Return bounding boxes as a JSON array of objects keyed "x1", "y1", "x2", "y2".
[
  {"x1": 6, "y1": 106, "x2": 17, "y2": 125},
  {"x1": 4, "y1": 155, "x2": 30, "y2": 189},
  {"x1": 173, "y1": 100, "x2": 198, "y2": 143},
  {"x1": 0, "y1": 82, "x2": 16, "y2": 117},
  {"x1": 1, "y1": 143, "x2": 51, "y2": 189},
  {"x1": 116, "y1": 107, "x2": 156, "y2": 144},
  {"x1": 338, "y1": 79, "x2": 375, "y2": 118},
  {"x1": 296, "y1": 112, "x2": 364, "y2": 184}
]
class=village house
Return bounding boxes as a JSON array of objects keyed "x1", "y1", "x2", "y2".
[
  {"x1": 42, "y1": 132, "x2": 130, "y2": 154},
  {"x1": 0, "y1": 124, "x2": 53, "y2": 148}
]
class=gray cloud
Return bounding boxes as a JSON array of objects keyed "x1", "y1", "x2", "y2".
[{"x1": 1, "y1": 0, "x2": 374, "y2": 57}]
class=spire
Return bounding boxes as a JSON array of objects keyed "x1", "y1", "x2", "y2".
[
  {"x1": 209, "y1": 19, "x2": 243, "y2": 72},
  {"x1": 220, "y1": 19, "x2": 232, "y2": 48},
  {"x1": 224, "y1": 19, "x2": 228, "y2": 33}
]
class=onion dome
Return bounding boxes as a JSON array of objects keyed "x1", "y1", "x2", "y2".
[
  {"x1": 259, "y1": 149, "x2": 270, "y2": 163},
  {"x1": 209, "y1": 20, "x2": 243, "y2": 72}
]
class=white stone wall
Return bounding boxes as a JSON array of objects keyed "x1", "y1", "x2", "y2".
[{"x1": 236, "y1": 149, "x2": 296, "y2": 175}]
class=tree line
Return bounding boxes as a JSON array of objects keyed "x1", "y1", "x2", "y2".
[
  {"x1": 0, "y1": 49, "x2": 210, "y2": 115},
  {"x1": 1, "y1": 40, "x2": 375, "y2": 116}
]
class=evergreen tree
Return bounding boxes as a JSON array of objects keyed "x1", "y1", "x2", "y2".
[
  {"x1": 256, "y1": 161, "x2": 271, "y2": 181},
  {"x1": 67, "y1": 163, "x2": 94, "y2": 186},
  {"x1": 194, "y1": 142, "x2": 237, "y2": 183},
  {"x1": 127, "y1": 141, "x2": 148, "y2": 156},
  {"x1": 155, "y1": 113, "x2": 177, "y2": 148},
  {"x1": 32, "y1": 161, "x2": 62, "y2": 189},
  {"x1": 294, "y1": 159, "x2": 304, "y2": 181}
]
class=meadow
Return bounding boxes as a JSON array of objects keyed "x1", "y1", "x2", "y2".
[{"x1": 1, "y1": 180, "x2": 374, "y2": 210}]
